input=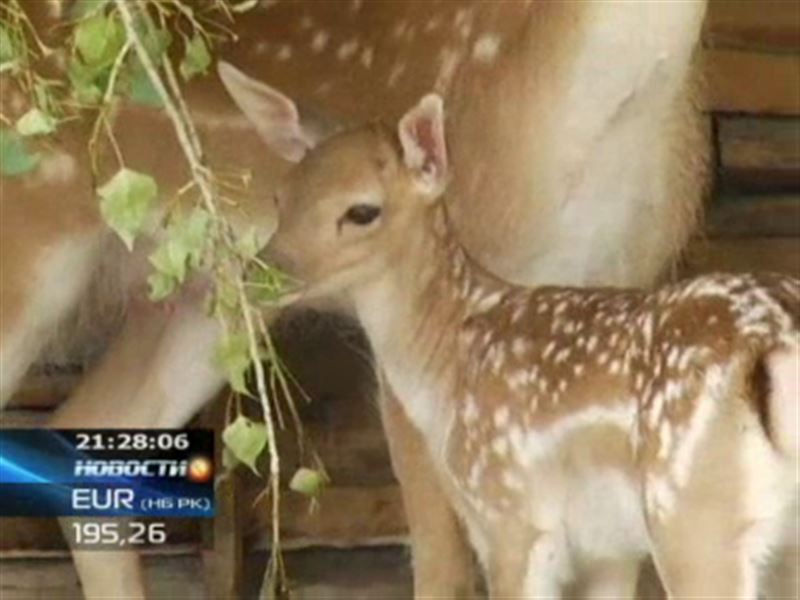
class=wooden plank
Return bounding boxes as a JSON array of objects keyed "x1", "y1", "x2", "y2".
[
  {"x1": 705, "y1": 0, "x2": 800, "y2": 52},
  {"x1": 682, "y1": 237, "x2": 800, "y2": 278},
  {"x1": 0, "y1": 547, "x2": 667, "y2": 600},
  {"x1": 707, "y1": 195, "x2": 800, "y2": 238},
  {"x1": 249, "y1": 485, "x2": 408, "y2": 548},
  {"x1": 706, "y1": 49, "x2": 800, "y2": 116},
  {"x1": 718, "y1": 117, "x2": 800, "y2": 192},
  {"x1": 0, "y1": 554, "x2": 207, "y2": 600}
]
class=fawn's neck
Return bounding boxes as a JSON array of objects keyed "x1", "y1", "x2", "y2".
[{"x1": 351, "y1": 205, "x2": 503, "y2": 442}]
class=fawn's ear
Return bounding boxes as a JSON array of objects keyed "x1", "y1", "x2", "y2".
[
  {"x1": 218, "y1": 61, "x2": 325, "y2": 163},
  {"x1": 398, "y1": 94, "x2": 448, "y2": 199}
]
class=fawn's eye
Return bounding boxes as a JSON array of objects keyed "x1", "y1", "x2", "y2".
[{"x1": 342, "y1": 204, "x2": 381, "y2": 226}]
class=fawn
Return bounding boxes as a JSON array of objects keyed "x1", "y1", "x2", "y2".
[{"x1": 265, "y1": 94, "x2": 798, "y2": 598}]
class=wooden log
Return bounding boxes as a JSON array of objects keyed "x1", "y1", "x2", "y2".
[
  {"x1": 682, "y1": 237, "x2": 800, "y2": 278},
  {"x1": 718, "y1": 117, "x2": 800, "y2": 192},
  {"x1": 706, "y1": 195, "x2": 800, "y2": 238},
  {"x1": 706, "y1": 49, "x2": 800, "y2": 116},
  {"x1": 705, "y1": 0, "x2": 800, "y2": 52}
]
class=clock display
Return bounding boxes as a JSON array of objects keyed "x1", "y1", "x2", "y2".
[{"x1": 75, "y1": 432, "x2": 191, "y2": 452}]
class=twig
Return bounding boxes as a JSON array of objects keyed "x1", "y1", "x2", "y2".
[
  {"x1": 113, "y1": 1, "x2": 286, "y2": 593},
  {"x1": 113, "y1": 0, "x2": 218, "y2": 219},
  {"x1": 89, "y1": 38, "x2": 131, "y2": 172}
]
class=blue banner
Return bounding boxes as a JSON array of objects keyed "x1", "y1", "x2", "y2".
[{"x1": 0, "y1": 430, "x2": 214, "y2": 518}]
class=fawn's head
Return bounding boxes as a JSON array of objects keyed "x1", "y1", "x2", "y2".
[{"x1": 221, "y1": 62, "x2": 451, "y2": 297}]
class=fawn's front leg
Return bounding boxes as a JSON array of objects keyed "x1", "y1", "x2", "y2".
[
  {"x1": 487, "y1": 527, "x2": 565, "y2": 599},
  {"x1": 51, "y1": 300, "x2": 226, "y2": 599},
  {"x1": 380, "y1": 388, "x2": 479, "y2": 598}
]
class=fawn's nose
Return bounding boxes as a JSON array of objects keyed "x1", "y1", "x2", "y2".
[{"x1": 262, "y1": 237, "x2": 297, "y2": 277}]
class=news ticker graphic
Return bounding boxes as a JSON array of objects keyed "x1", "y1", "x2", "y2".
[{"x1": 0, "y1": 429, "x2": 214, "y2": 518}]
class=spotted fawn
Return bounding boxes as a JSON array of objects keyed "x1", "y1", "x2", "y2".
[{"x1": 264, "y1": 94, "x2": 799, "y2": 598}]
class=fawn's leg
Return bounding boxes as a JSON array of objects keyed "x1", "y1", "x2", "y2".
[
  {"x1": 51, "y1": 301, "x2": 225, "y2": 599},
  {"x1": 644, "y1": 389, "x2": 793, "y2": 599},
  {"x1": 487, "y1": 527, "x2": 565, "y2": 599},
  {"x1": 380, "y1": 388, "x2": 479, "y2": 598},
  {"x1": 648, "y1": 508, "x2": 761, "y2": 600},
  {"x1": 761, "y1": 504, "x2": 799, "y2": 600},
  {"x1": 765, "y1": 543, "x2": 800, "y2": 600}
]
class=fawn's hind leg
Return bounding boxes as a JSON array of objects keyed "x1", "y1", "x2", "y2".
[
  {"x1": 487, "y1": 527, "x2": 567, "y2": 599},
  {"x1": 577, "y1": 559, "x2": 641, "y2": 599},
  {"x1": 762, "y1": 507, "x2": 800, "y2": 600},
  {"x1": 645, "y1": 385, "x2": 794, "y2": 599}
]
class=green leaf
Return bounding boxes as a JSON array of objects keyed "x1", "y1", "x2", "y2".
[
  {"x1": 138, "y1": 26, "x2": 172, "y2": 66},
  {"x1": 172, "y1": 208, "x2": 210, "y2": 267},
  {"x1": 71, "y1": 0, "x2": 110, "y2": 19},
  {"x1": 15, "y1": 108, "x2": 56, "y2": 137},
  {"x1": 147, "y1": 270, "x2": 177, "y2": 302},
  {"x1": 128, "y1": 66, "x2": 163, "y2": 108},
  {"x1": 222, "y1": 415, "x2": 268, "y2": 475},
  {"x1": 0, "y1": 128, "x2": 41, "y2": 176},
  {"x1": 236, "y1": 227, "x2": 268, "y2": 260},
  {"x1": 149, "y1": 208, "x2": 210, "y2": 285},
  {"x1": 180, "y1": 34, "x2": 211, "y2": 81},
  {"x1": 74, "y1": 13, "x2": 125, "y2": 67},
  {"x1": 215, "y1": 333, "x2": 252, "y2": 395},
  {"x1": 0, "y1": 24, "x2": 15, "y2": 64},
  {"x1": 98, "y1": 168, "x2": 158, "y2": 250},
  {"x1": 222, "y1": 445, "x2": 240, "y2": 471},
  {"x1": 67, "y1": 58, "x2": 104, "y2": 104},
  {"x1": 289, "y1": 468, "x2": 327, "y2": 498},
  {"x1": 247, "y1": 265, "x2": 291, "y2": 304}
]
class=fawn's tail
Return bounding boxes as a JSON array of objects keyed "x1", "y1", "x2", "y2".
[
  {"x1": 764, "y1": 343, "x2": 799, "y2": 460},
  {"x1": 759, "y1": 274, "x2": 799, "y2": 460}
]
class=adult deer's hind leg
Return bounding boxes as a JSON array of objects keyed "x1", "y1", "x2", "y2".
[
  {"x1": 51, "y1": 300, "x2": 226, "y2": 599},
  {"x1": 380, "y1": 389, "x2": 479, "y2": 598}
]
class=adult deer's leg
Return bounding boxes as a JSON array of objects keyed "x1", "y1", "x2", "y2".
[
  {"x1": 0, "y1": 231, "x2": 102, "y2": 405},
  {"x1": 380, "y1": 389, "x2": 478, "y2": 598},
  {"x1": 50, "y1": 299, "x2": 226, "y2": 599}
]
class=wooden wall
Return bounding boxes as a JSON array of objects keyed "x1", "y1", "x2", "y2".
[{"x1": 2, "y1": 2, "x2": 799, "y2": 597}]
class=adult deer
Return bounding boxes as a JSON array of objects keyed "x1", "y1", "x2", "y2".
[
  {"x1": 1, "y1": 1, "x2": 708, "y2": 597},
  {"x1": 263, "y1": 92, "x2": 800, "y2": 599}
]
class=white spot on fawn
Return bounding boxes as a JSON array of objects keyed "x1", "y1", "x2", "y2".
[
  {"x1": 360, "y1": 46, "x2": 374, "y2": 69},
  {"x1": 311, "y1": 31, "x2": 329, "y2": 53},
  {"x1": 388, "y1": 61, "x2": 407, "y2": 87},
  {"x1": 338, "y1": 39, "x2": 360, "y2": 61},
  {"x1": 473, "y1": 35, "x2": 501, "y2": 63}
]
